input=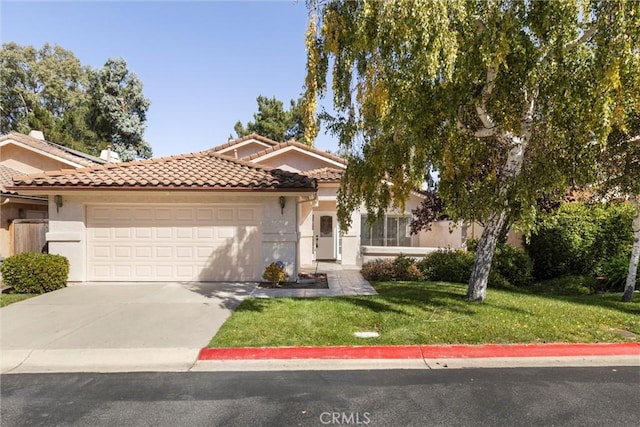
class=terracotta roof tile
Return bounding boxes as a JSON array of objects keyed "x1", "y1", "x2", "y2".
[
  {"x1": 0, "y1": 132, "x2": 107, "y2": 167},
  {"x1": 9, "y1": 151, "x2": 316, "y2": 191},
  {"x1": 303, "y1": 167, "x2": 343, "y2": 183},
  {"x1": 0, "y1": 164, "x2": 24, "y2": 194},
  {"x1": 242, "y1": 139, "x2": 348, "y2": 165},
  {"x1": 209, "y1": 133, "x2": 280, "y2": 153}
]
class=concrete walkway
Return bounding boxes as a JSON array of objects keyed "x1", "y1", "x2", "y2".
[{"x1": 250, "y1": 262, "x2": 377, "y2": 298}]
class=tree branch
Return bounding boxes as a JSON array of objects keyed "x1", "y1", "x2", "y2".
[
  {"x1": 457, "y1": 106, "x2": 497, "y2": 138},
  {"x1": 541, "y1": 23, "x2": 599, "y2": 65},
  {"x1": 475, "y1": 64, "x2": 498, "y2": 129}
]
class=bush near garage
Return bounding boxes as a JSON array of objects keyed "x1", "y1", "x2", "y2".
[
  {"x1": 0, "y1": 253, "x2": 69, "y2": 294},
  {"x1": 262, "y1": 262, "x2": 287, "y2": 287}
]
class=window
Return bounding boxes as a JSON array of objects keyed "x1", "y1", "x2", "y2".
[
  {"x1": 361, "y1": 215, "x2": 412, "y2": 247},
  {"x1": 320, "y1": 215, "x2": 333, "y2": 237}
]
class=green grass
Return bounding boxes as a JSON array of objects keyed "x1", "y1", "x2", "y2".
[
  {"x1": 0, "y1": 293, "x2": 37, "y2": 307},
  {"x1": 208, "y1": 281, "x2": 640, "y2": 347}
]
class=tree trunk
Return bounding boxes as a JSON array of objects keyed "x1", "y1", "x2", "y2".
[
  {"x1": 466, "y1": 210, "x2": 507, "y2": 302},
  {"x1": 622, "y1": 198, "x2": 640, "y2": 303}
]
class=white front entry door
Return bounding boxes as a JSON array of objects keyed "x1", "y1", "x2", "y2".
[{"x1": 313, "y1": 212, "x2": 337, "y2": 260}]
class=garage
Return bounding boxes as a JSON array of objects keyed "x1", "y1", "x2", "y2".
[{"x1": 86, "y1": 204, "x2": 262, "y2": 281}]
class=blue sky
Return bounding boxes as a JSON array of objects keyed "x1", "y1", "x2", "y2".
[{"x1": 1, "y1": 0, "x2": 337, "y2": 157}]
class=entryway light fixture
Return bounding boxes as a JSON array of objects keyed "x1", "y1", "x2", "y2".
[
  {"x1": 54, "y1": 195, "x2": 63, "y2": 212},
  {"x1": 279, "y1": 196, "x2": 286, "y2": 214}
]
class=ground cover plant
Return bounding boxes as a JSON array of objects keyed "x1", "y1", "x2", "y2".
[
  {"x1": 0, "y1": 293, "x2": 36, "y2": 307},
  {"x1": 209, "y1": 281, "x2": 639, "y2": 348}
]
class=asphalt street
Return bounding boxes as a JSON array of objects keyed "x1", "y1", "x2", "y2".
[{"x1": 2, "y1": 367, "x2": 639, "y2": 426}]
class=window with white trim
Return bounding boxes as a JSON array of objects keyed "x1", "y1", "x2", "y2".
[{"x1": 360, "y1": 215, "x2": 412, "y2": 247}]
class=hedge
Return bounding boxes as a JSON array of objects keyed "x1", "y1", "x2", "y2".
[
  {"x1": 526, "y1": 202, "x2": 634, "y2": 281},
  {"x1": 0, "y1": 253, "x2": 69, "y2": 294}
]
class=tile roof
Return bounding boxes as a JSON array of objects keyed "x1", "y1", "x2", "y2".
[
  {"x1": 0, "y1": 132, "x2": 107, "y2": 167},
  {"x1": 303, "y1": 167, "x2": 343, "y2": 183},
  {"x1": 241, "y1": 139, "x2": 348, "y2": 166},
  {"x1": 0, "y1": 164, "x2": 25, "y2": 194},
  {"x1": 209, "y1": 133, "x2": 281, "y2": 153},
  {"x1": 9, "y1": 151, "x2": 317, "y2": 191}
]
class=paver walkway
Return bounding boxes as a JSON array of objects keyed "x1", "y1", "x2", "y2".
[{"x1": 250, "y1": 263, "x2": 376, "y2": 298}]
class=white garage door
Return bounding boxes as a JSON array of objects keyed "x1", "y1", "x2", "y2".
[{"x1": 86, "y1": 205, "x2": 262, "y2": 281}]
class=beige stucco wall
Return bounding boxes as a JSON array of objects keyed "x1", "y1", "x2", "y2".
[
  {"x1": 218, "y1": 141, "x2": 273, "y2": 159},
  {"x1": 256, "y1": 150, "x2": 342, "y2": 172},
  {"x1": 0, "y1": 144, "x2": 75, "y2": 173},
  {"x1": 45, "y1": 191, "x2": 301, "y2": 282}
]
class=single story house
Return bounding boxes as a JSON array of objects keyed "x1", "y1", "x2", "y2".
[
  {"x1": 0, "y1": 131, "x2": 108, "y2": 259},
  {"x1": 8, "y1": 134, "x2": 489, "y2": 282}
]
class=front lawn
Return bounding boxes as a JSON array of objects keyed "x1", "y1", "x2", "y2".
[
  {"x1": 0, "y1": 293, "x2": 37, "y2": 307},
  {"x1": 208, "y1": 281, "x2": 640, "y2": 347}
]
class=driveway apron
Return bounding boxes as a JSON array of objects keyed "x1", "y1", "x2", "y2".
[{"x1": 0, "y1": 282, "x2": 254, "y2": 373}]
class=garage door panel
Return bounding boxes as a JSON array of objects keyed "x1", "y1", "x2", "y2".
[
  {"x1": 176, "y1": 228, "x2": 193, "y2": 239},
  {"x1": 196, "y1": 209, "x2": 214, "y2": 220},
  {"x1": 114, "y1": 246, "x2": 132, "y2": 258},
  {"x1": 92, "y1": 228, "x2": 110, "y2": 239},
  {"x1": 155, "y1": 228, "x2": 172, "y2": 239},
  {"x1": 87, "y1": 205, "x2": 262, "y2": 281},
  {"x1": 93, "y1": 246, "x2": 110, "y2": 258},
  {"x1": 135, "y1": 228, "x2": 152, "y2": 239},
  {"x1": 175, "y1": 209, "x2": 193, "y2": 221}
]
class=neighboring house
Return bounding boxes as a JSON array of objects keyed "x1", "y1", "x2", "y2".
[
  {"x1": 8, "y1": 133, "x2": 489, "y2": 283},
  {"x1": 0, "y1": 131, "x2": 108, "y2": 259}
]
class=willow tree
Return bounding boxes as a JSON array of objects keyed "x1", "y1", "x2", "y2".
[{"x1": 304, "y1": 0, "x2": 639, "y2": 302}]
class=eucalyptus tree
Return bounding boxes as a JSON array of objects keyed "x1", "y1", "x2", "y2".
[
  {"x1": 304, "y1": 0, "x2": 640, "y2": 302},
  {"x1": 87, "y1": 57, "x2": 151, "y2": 160}
]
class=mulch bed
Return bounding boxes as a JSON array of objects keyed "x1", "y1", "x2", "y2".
[{"x1": 258, "y1": 273, "x2": 328, "y2": 289}]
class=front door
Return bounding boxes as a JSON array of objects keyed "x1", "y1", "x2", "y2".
[{"x1": 313, "y1": 212, "x2": 336, "y2": 260}]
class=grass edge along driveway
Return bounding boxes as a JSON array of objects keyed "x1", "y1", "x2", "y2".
[
  {"x1": 0, "y1": 293, "x2": 36, "y2": 307},
  {"x1": 209, "y1": 281, "x2": 640, "y2": 347}
]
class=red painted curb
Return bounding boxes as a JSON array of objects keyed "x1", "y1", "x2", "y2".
[
  {"x1": 198, "y1": 343, "x2": 640, "y2": 361},
  {"x1": 418, "y1": 343, "x2": 640, "y2": 358},
  {"x1": 199, "y1": 346, "x2": 423, "y2": 360}
]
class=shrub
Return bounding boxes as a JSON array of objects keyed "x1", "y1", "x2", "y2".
[
  {"x1": 417, "y1": 250, "x2": 475, "y2": 283},
  {"x1": 361, "y1": 258, "x2": 395, "y2": 281},
  {"x1": 262, "y1": 262, "x2": 287, "y2": 287},
  {"x1": 528, "y1": 275, "x2": 597, "y2": 296},
  {"x1": 488, "y1": 271, "x2": 515, "y2": 290},
  {"x1": 526, "y1": 202, "x2": 634, "y2": 280},
  {"x1": 492, "y1": 244, "x2": 533, "y2": 287},
  {"x1": 468, "y1": 240, "x2": 533, "y2": 287},
  {"x1": 0, "y1": 253, "x2": 69, "y2": 294},
  {"x1": 393, "y1": 254, "x2": 423, "y2": 281},
  {"x1": 596, "y1": 254, "x2": 638, "y2": 292}
]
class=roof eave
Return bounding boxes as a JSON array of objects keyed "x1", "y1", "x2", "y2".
[{"x1": 6, "y1": 185, "x2": 317, "y2": 194}]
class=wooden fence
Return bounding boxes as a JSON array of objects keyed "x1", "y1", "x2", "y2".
[{"x1": 9, "y1": 219, "x2": 49, "y2": 255}]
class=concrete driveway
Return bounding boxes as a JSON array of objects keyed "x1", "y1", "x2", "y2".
[{"x1": 0, "y1": 282, "x2": 255, "y2": 373}]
